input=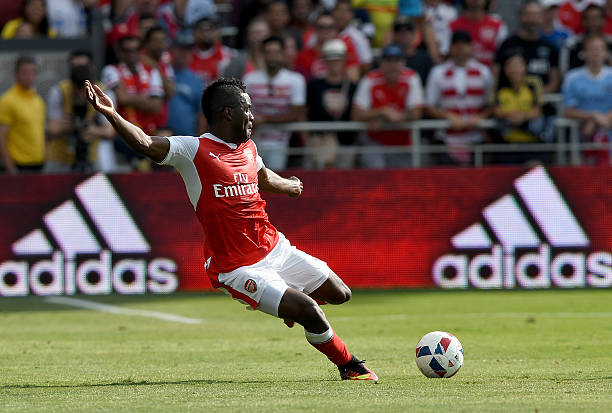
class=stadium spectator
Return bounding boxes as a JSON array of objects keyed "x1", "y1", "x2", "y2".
[
  {"x1": 540, "y1": 0, "x2": 572, "y2": 50},
  {"x1": 223, "y1": 18, "x2": 270, "y2": 79},
  {"x1": 101, "y1": 36, "x2": 164, "y2": 149},
  {"x1": 560, "y1": 4, "x2": 612, "y2": 74},
  {"x1": 294, "y1": 13, "x2": 361, "y2": 82},
  {"x1": 157, "y1": 0, "x2": 216, "y2": 40},
  {"x1": 244, "y1": 36, "x2": 306, "y2": 170},
  {"x1": 557, "y1": 0, "x2": 602, "y2": 34},
  {"x1": 137, "y1": 12, "x2": 157, "y2": 44},
  {"x1": 332, "y1": 0, "x2": 373, "y2": 74},
  {"x1": 492, "y1": 51, "x2": 546, "y2": 164},
  {"x1": 0, "y1": 56, "x2": 45, "y2": 174},
  {"x1": 231, "y1": 0, "x2": 268, "y2": 49},
  {"x1": 13, "y1": 21, "x2": 36, "y2": 38},
  {"x1": 448, "y1": 0, "x2": 508, "y2": 67},
  {"x1": 352, "y1": 0, "x2": 398, "y2": 46},
  {"x1": 189, "y1": 18, "x2": 236, "y2": 85},
  {"x1": 168, "y1": 31, "x2": 206, "y2": 136},
  {"x1": 305, "y1": 39, "x2": 358, "y2": 169},
  {"x1": 352, "y1": 45, "x2": 424, "y2": 169},
  {"x1": 265, "y1": 0, "x2": 302, "y2": 50},
  {"x1": 46, "y1": 51, "x2": 116, "y2": 173},
  {"x1": 563, "y1": 35, "x2": 612, "y2": 165},
  {"x1": 424, "y1": 0, "x2": 458, "y2": 57},
  {"x1": 496, "y1": 0, "x2": 560, "y2": 95},
  {"x1": 290, "y1": 0, "x2": 317, "y2": 48},
  {"x1": 44, "y1": 0, "x2": 94, "y2": 38},
  {"x1": 142, "y1": 25, "x2": 176, "y2": 131},
  {"x1": 426, "y1": 31, "x2": 493, "y2": 166},
  {"x1": 1, "y1": 0, "x2": 55, "y2": 38},
  {"x1": 392, "y1": 16, "x2": 435, "y2": 84}
]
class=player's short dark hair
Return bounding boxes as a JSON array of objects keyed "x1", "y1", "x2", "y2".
[
  {"x1": 144, "y1": 26, "x2": 166, "y2": 43},
  {"x1": 14, "y1": 55, "x2": 35, "y2": 73},
  {"x1": 201, "y1": 78, "x2": 247, "y2": 125},
  {"x1": 262, "y1": 35, "x2": 285, "y2": 49}
]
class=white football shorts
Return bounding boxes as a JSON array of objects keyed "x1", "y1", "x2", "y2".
[{"x1": 217, "y1": 233, "x2": 330, "y2": 317}]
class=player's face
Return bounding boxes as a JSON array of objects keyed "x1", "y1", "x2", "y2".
[{"x1": 234, "y1": 92, "x2": 254, "y2": 142}]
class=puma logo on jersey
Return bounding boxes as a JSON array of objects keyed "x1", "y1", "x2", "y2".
[{"x1": 209, "y1": 152, "x2": 221, "y2": 161}]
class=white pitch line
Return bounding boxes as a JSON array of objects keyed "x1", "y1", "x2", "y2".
[
  {"x1": 45, "y1": 296, "x2": 202, "y2": 324},
  {"x1": 332, "y1": 312, "x2": 612, "y2": 322}
]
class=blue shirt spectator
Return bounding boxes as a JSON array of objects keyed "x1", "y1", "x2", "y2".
[
  {"x1": 168, "y1": 32, "x2": 205, "y2": 137},
  {"x1": 563, "y1": 66, "x2": 612, "y2": 114}
]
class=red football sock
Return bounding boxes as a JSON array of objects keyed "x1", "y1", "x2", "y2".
[{"x1": 305, "y1": 328, "x2": 352, "y2": 366}]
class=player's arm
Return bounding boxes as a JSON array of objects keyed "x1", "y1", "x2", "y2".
[
  {"x1": 85, "y1": 80, "x2": 169, "y2": 163},
  {"x1": 258, "y1": 165, "x2": 303, "y2": 198}
]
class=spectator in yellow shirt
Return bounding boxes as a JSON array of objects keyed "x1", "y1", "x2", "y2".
[
  {"x1": 1, "y1": 0, "x2": 55, "y2": 39},
  {"x1": 0, "y1": 56, "x2": 46, "y2": 174},
  {"x1": 492, "y1": 50, "x2": 547, "y2": 164}
]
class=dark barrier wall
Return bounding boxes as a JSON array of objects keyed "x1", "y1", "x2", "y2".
[{"x1": 1, "y1": 165, "x2": 611, "y2": 296}]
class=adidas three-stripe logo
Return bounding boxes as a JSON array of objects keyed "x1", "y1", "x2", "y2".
[
  {"x1": 0, "y1": 174, "x2": 178, "y2": 297},
  {"x1": 433, "y1": 166, "x2": 612, "y2": 289}
]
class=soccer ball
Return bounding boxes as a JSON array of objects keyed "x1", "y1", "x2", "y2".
[{"x1": 415, "y1": 331, "x2": 463, "y2": 378}]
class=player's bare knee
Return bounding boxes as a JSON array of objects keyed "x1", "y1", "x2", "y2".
[{"x1": 328, "y1": 285, "x2": 351, "y2": 305}]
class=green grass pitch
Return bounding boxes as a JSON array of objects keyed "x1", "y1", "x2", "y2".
[{"x1": 1, "y1": 289, "x2": 611, "y2": 412}]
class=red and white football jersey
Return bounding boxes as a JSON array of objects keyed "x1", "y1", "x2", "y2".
[
  {"x1": 449, "y1": 14, "x2": 507, "y2": 67},
  {"x1": 101, "y1": 62, "x2": 164, "y2": 134},
  {"x1": 353, "y1": 68, "x2": 424, "y2": 145},
  {"x1": 160, "y1": 133, "x2": 279, "y2": 283},
  {"x1": 189, "y1": 43, "x2": 235, "y2": 85}
]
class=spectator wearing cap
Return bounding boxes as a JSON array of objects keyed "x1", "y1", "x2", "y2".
[
  {"x1": 540, "y1": 0, "x2": 572, "y2": 50},
  {"x1": 223, "y1": 18, "x2": 270, "y2": 79},
  {"x1": 332, "y1": 0, "x2": 373, "y2": 75},
  {"x1": 392, "y1": 17, "x2": 435, "y2": 84},
  {"x1": 424, "y1": 0, "x2": 457, "y2": 57},
  {"x1": 563, "y1": 35, "x2": 612, "y2": 165},
  {"x1": 168, "y1": 31, "x2": 206, "y2": 137},
  {"x1": 426, "y1": 31, "x2": 493, "y2": 166},
  {"x1": 244, "y1": 36, "x2": 306, "y2": 170},
  {"x1": 561, "y1": 4, "x2": 612, "y2": 74},
  {"x1": 352, "y1": 45, "x2": 424, "y2": 169},
  {"x1": 0, "y1": 56, "x2": 45, "y2": 174},
  {"x1": 305, "y1": 39, "x2": 359, "y2": 169},
  {"x1": 294, "y1": 13, "x2": 361, "y2": 83},
  {"x1": 189, "y1": 18, "x2": 236, "y2": 84},
  {"x1": 495, "y1": 0, "x2": 560, "y2": 95},
  {"x1": 448, "y1": 0, "x2": 507, "y2": 67}
]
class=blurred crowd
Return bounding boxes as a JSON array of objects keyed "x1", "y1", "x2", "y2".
[{"x1": 2, "y1": 0, "x2": 612, "y2": 173}]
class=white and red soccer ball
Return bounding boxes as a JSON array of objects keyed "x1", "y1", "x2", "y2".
[{"x1": 415, "y1": 331, "x2": 463, "y2": 378}]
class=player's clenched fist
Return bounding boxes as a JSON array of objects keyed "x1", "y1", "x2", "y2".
[{"x1": 287, "y1": 176, "x2": 303, "y2": 198}]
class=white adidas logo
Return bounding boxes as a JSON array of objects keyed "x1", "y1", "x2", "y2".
[
  {"x1": 433, "y1": 166, "x2": 612, "y2": 289},
  {"x1": 0, "y1": 173, "x2": 178, "y2": 297}
]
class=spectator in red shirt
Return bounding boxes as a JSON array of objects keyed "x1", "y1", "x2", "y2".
[
  {"x1": 142, "y1": 26, "x2": 176, "y2": 131},
  {"x1": 332, "y1": 0, "x2": 373, "y2": 75},
  {"x1": 352, "y1": 45, "x2": 424, "y2": 169},
  {"x1": 448, "y1": 0, "x2": 508, "y2": 66},
  {"x1": 189, "y1": 18, "x2": 236, "y2": 84},
  {"x1": 294, "y1": 13, "x2": 361, "y2": 82}
]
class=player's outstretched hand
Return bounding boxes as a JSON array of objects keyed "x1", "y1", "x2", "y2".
[
  {"x1": 85, "y1": 80, "x2": 115, "y2": 118},
  {"x1": 287, "y1": 176, "x2": 303, "y2": 198}
]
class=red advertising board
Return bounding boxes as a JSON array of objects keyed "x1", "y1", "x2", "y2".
[{"x1": 1, "y1": 165, "x2": 611, "y2": 296}]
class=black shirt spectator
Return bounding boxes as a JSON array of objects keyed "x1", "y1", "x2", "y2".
[
  {"x1": 495, "y1": 0, "x2": 559, "y2": 94},
  {"x1": 307, "y1": 78, "x2": 357, "y2": 145},
  {"x1": 392, "y1": 17, "x2": 434, "y2": 84}
]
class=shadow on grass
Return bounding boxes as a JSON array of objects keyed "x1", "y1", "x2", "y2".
[{"x1": 2, "y1": 377, "x2": 336, "y2": 389}]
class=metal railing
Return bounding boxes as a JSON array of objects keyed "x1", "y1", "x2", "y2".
[{"x1": 258, "y1": 116, "x2": 605, "y2": 168}]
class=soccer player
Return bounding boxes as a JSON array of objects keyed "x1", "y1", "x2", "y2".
[{"x1": 84, "y1": 77, "x2": 378, "y2": 381}]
